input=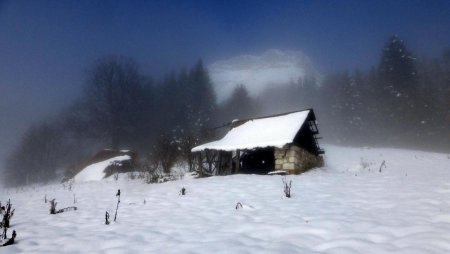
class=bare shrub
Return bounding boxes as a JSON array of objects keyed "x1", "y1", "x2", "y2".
[
  {"x1": 114, "y1": 189, "x2": 121, "y2": 222},
  {"x1": 1, "y1": 230, "x2": 16, "y2": 246},
  {"x1": 282, "y1": 177, "x2": 292, "y2": 198},
  {"x1": 178, "y1": 136, "x2": 197, "y2": 172},
  {"x1": 180, "y1": 187, "x2": 186, "y2": 195},
  {"x1": 127, "y1": 172, "x2": 137, "y2": 180},
  {"x1": 49, "y1": 199, "x2": 77, "y2": 214},
  {"x1": 152, "y1": 134, "x2": 179, "y2": 174},
  {"x1": 379, "y1": 160, "x2": 386, "y2": 173},
  {"x1": 142, "y1": 157, "x2": 162, "y2": 184},
  {"x1": 105, "y1": 211, "x2": 110, "y2": 225},
  {"x1": 1, "y1": 200, "x2": 15, "y2": 240},
  {"x1": 360, "y1": 158, "x2": 371, "y2": 170}
]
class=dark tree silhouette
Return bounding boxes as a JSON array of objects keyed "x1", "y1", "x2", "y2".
[
  {"x1": 219, "y1": 84, "x2": 256, "y2": 123},
  {"x1": 83, "y1": 55, "x2": 145, "y2": 149},
  {"x1": 379, "y1": 35, "x2": 417, "y2": 93}
]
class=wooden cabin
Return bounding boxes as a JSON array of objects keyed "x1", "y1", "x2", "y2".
[{"x1": 191, "y1": 109, "x2": 324, "y2": 176}]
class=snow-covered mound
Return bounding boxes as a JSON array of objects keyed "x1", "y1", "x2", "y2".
[
  {"x1": 209, "y1": 49, "x2": 322, "y2": 102},
  {"x1": 2, "y1": 145, "x2": 450, "y2": 253},
  {"x1": 74, "y1": 155, "x2": 131, "y2": 182}
]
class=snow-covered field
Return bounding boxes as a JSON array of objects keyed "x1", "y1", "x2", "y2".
[{"x1": 2, "y1": 145, "x2": 450, "y2": 253}]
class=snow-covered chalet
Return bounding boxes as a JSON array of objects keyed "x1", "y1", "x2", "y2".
[{"x1": 191, "y1": 109, "x2": 324, "y2": 175}]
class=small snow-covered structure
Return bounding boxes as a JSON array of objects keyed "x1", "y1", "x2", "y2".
[
  {"x1": 74, "y1": 155, "x2": 131, "y2": 182},
  {"x1": 191, "y1": 109, "x2": 324, "y2": 175},
  {"x1": 67, "y1": 149, "x2": 137, "y2": 182}
]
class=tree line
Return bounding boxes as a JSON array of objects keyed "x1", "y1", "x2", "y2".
[
  {"x1": 3, "y1": 57, "x2": 217, "y2": 187},
  {"x1": 3, "y1": 35, "x2": 449, "y2": 187},
  {"x1": 253, "y1": 35, "x2": 450, "y2": 150}
]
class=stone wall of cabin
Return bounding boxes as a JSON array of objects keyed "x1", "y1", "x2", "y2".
[{"x1": 274, "y1": 145, "x2": 323, "y2": 174}]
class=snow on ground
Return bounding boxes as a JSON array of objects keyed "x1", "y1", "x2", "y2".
[{"x1": 1, "y1": 145, "x2": 450, "y2": 253}]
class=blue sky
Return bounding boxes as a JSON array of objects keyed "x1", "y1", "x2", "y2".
[{"x1": 0, "y1": 0, "x2": 449, "y2": 163}]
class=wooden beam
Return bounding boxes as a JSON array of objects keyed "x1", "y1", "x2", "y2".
[
  {"x1": 198, "y1": 152, "x2": 203, "y2": 177},
  {"x1": 236, "y1": 149, "x2": 240, "y2": 173},
  {"x1": 218, "y1": 152, "x2": 223, "y2": 175}
]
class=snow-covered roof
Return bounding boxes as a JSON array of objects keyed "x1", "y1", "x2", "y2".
[{"x1": 192, "y1": 110, "x2": 311, "y2": 152}]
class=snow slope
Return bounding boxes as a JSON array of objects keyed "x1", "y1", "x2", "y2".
[
  {"x1": 209, "y1": 49, "x2": 322, "y2": 102},
  {"x1": 2, "y1": 145, "x2": 450, "y2": 253}
]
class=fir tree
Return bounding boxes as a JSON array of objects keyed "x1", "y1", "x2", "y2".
[
  {"x1": 377, "y1": 35, "x2": 419, "y2": 143},
  {"x1": 220, "y1": 84, "x2": 255, "y2": 122},
  {"x1": 186, "y1": 59, "x2": 217, "y2": 140},
  {"x1": 379, "y1": 35, "x2": 417, "y2": 94}
]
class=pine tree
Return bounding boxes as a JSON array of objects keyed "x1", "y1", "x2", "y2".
[
  {"x1": 379, "y1": 35, "x2": 417, "y2": 94},
  {"x1": 377, "y1": 35, "x2": 419, "y2": 144},
  {"x1": 220, "y1": 84, "x2": 255, "y2": 122},
  {"x1": 186, "y1": 59, "x2": 217, "y2": 140}
]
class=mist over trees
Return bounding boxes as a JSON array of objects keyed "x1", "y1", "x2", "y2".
[
  {"x1": 330, "y1": 36, "x2": 449, "y2": 150},
  {"x1": 3, "y1": 35, "x2": 449, "y2": 187},
  {"x1": 3, "y1": 57, "x2": 217, "y2": 187},
  {"x1": 5, "y1": 122, "x2": 64, "y2": 186},
  {"x1": 257, "y1": 36, "x2": 450, "y2": 150}
]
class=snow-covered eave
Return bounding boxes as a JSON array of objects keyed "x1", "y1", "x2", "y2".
[
  {"x1": 191, "y1": 110, "x2": 312, "y2": 153},
  {"x1": 191, "y1": 140, "x2": 293, "y2": 152}
]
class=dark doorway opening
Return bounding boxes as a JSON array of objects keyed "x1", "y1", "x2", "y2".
[{"x1": 240, "y1": 148, "x2": 274, "y2": 174}]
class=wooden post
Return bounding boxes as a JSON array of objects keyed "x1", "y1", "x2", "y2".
[
  {"x1": 236, "y1": 149, "x2": 240, "y2": 173},
  {"x1": 229, "y1": 152, "x2": 233, "y2": 175},
  {"x1": 198, "y1": 152, "x2": 203, "y2": 177},
  {"x1": 218, "y1": 151, "x2": 223, "y2": 175}
]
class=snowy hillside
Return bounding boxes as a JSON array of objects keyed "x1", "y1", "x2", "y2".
[
  {"x1": 209, "y1": 49, "x2": 322, "y2": 102},
  {"x1": 2, "y1": 145, "x2": 450, "y2": 253}
]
